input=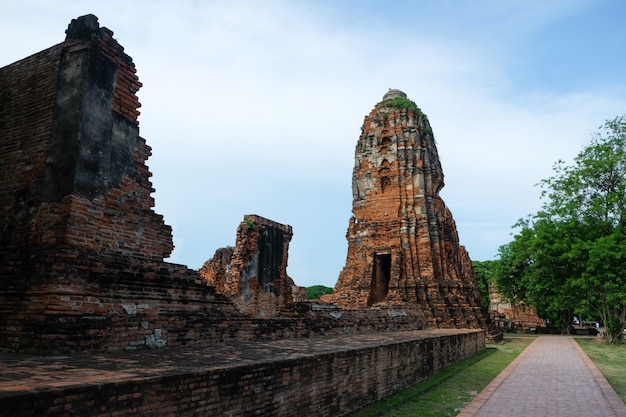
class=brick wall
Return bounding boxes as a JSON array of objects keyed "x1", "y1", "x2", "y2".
[
  {"x1": 0, "y1": 246, "x2": 432, "y2": 354},
  {"x1": 0, "y1": 44, "x2": 63, "y2": 250},
  {"x1": 0, "y1": 330, "x2": 485, "y2": 417}
]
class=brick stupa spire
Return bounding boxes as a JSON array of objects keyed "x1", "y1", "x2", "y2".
[{"x1": 333, "y1": 90, "x2": 491, "y2": 329}]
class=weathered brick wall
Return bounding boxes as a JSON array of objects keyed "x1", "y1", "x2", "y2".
[
  {"x1": 0, "y1": 246, "x2": 429, "y2": 354},
  {"x1": 0, "y1": 14, "x2": 172, "y2": 264},
  {"x1": 0, "y1": 15, "x2": 178, "y2": 353},
  {"x1": 0, "y1": 249, "x2": 239, "y2": 353},
  {"x1": 0, "y1": 330, "x2": 485, "y2": 417},
  {"x1": 489, "y1": 282, "x2": 545, "y2": 331}
]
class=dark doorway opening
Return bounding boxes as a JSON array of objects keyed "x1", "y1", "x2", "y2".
[{"x1": 370, "y1": 253, "x2": 391, "y2": 304}]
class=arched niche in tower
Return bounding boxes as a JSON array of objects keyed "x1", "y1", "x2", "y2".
[
  {"x1": 369, "y1": 252, "x2": 391, "y2": 305},
  {"x1": 379, "y1": 160, "x2": 391, "y2": 193}
]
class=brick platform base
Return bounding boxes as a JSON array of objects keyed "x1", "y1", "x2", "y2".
[{"x1": 0, "y1": 329, "x2": 484, "y2": 417}]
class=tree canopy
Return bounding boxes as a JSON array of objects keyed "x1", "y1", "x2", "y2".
[
  {"x1": 305, "y1": 285, "x2": 334, "y2": 300},
  {"x1": 471, "y1": 260, "x2": 495, "y2": 308},
  {"x1": 494, "y1": 116, "x2": 626, "y2": 343}
]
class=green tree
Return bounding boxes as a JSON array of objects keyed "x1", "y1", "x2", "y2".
[
  {"x1": 495, "y1": 116, "x2": 626, "y2": 342},
  {"x1": 305, "y1": 285, "x2": 334, "y2": 300},
  {"x1": 494, "y1": 218, "x2": 581, "y2": 333},
  {"x1": 471, "y1": 260, "x2": 496, "y2": 307}
]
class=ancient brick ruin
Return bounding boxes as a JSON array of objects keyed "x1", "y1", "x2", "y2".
[
  {"x1": 489, "y1": 283, "x2": 546, "y2": 332},
  {"x1": 0, "y1": 14, "x2": 433, "y2": 357},
  {"x1": 0, "y1": 15, "x2": 490, "y2": 417},
  {"x1": 199, "y1": 215, "x2": 304, "y2": 317},
  {"x1": 332, "y1": 89, "x2": 491, "y2": 329}
]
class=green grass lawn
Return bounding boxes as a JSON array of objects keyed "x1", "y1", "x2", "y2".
[
  {"x1": 348, "y1": 337, "x2": 533, "y2": 417},
  {"x1": 576, "y1": 338, "x2": 626, "y2": 402}
]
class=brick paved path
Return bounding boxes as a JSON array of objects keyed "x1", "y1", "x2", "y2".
[{"x1": 458, "y1": 336, "x2": 626, "y2": 417}]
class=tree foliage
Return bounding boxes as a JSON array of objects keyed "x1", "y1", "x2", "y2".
[
  {"x1": 305, "y1": 285, "x2": 334, "y2": 300},
  {"x1": 382, "y1": 96, "x2": 421, "y2": 114},
  {"x1": 494, "y1": 116, "x2": 626, "y2": 342},
  {"x1": 471, "y1": 260, "x2": 496, "y2": 308}
]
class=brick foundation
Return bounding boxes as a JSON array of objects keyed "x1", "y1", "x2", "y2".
[{"x1": 0, "y1": 329, "x2": 484, "y2": 417}]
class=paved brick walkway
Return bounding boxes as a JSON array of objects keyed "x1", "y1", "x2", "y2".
[{"x1": 458, "y1": 336, "x2": 626, "y2": 417}]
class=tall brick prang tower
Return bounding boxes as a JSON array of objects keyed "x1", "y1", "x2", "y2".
[{"x1": 333, "y1": 90, "x2": 490, "y2": 329}]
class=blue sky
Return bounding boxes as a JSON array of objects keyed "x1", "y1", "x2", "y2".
[{"x1": 2, "y1": 0, "x2": 625, "y2": 288}]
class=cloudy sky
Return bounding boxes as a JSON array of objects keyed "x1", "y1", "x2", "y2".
[{"x1": 2, "y1": 0, "x2": 625, "y2": 288}]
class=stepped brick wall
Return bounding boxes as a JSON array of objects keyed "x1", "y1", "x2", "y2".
[
  {"x1": 0, "y1": 14, "x2": 222, "y2": 354},
  {"x1": 332, "y1": 90, "x2": 492, "y2": 330},
  {"x1": 0, "y1": 14, "x2": 171, "y2": 262}
]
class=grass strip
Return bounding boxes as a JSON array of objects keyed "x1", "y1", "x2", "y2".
[
  {"x1": 576, "y1": 338, "x2": 626, "y2": 403},
  {"x1": 349, "y1": 337, "x2": 533, "y2": 417}
]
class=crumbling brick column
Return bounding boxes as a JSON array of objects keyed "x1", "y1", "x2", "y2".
[{"x1": 0, "y1": 15, "x2": 194, "y2": 354}]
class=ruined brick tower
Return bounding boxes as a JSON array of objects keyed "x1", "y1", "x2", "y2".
[{"x1": 333, "y1": 90, "x2": 490, "y2": 329}]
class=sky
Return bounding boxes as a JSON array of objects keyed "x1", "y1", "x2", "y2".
[{"x1": 2, "y1": 0, "x2": 625, "y2": 288}]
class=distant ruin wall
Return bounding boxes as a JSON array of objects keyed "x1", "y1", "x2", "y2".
[
  {"x1": 489, "y1": 283, "x2": 545, "y2": 332},
  {"x1": 1, "y1": 330, "x2": 485, "y2": 417}
]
